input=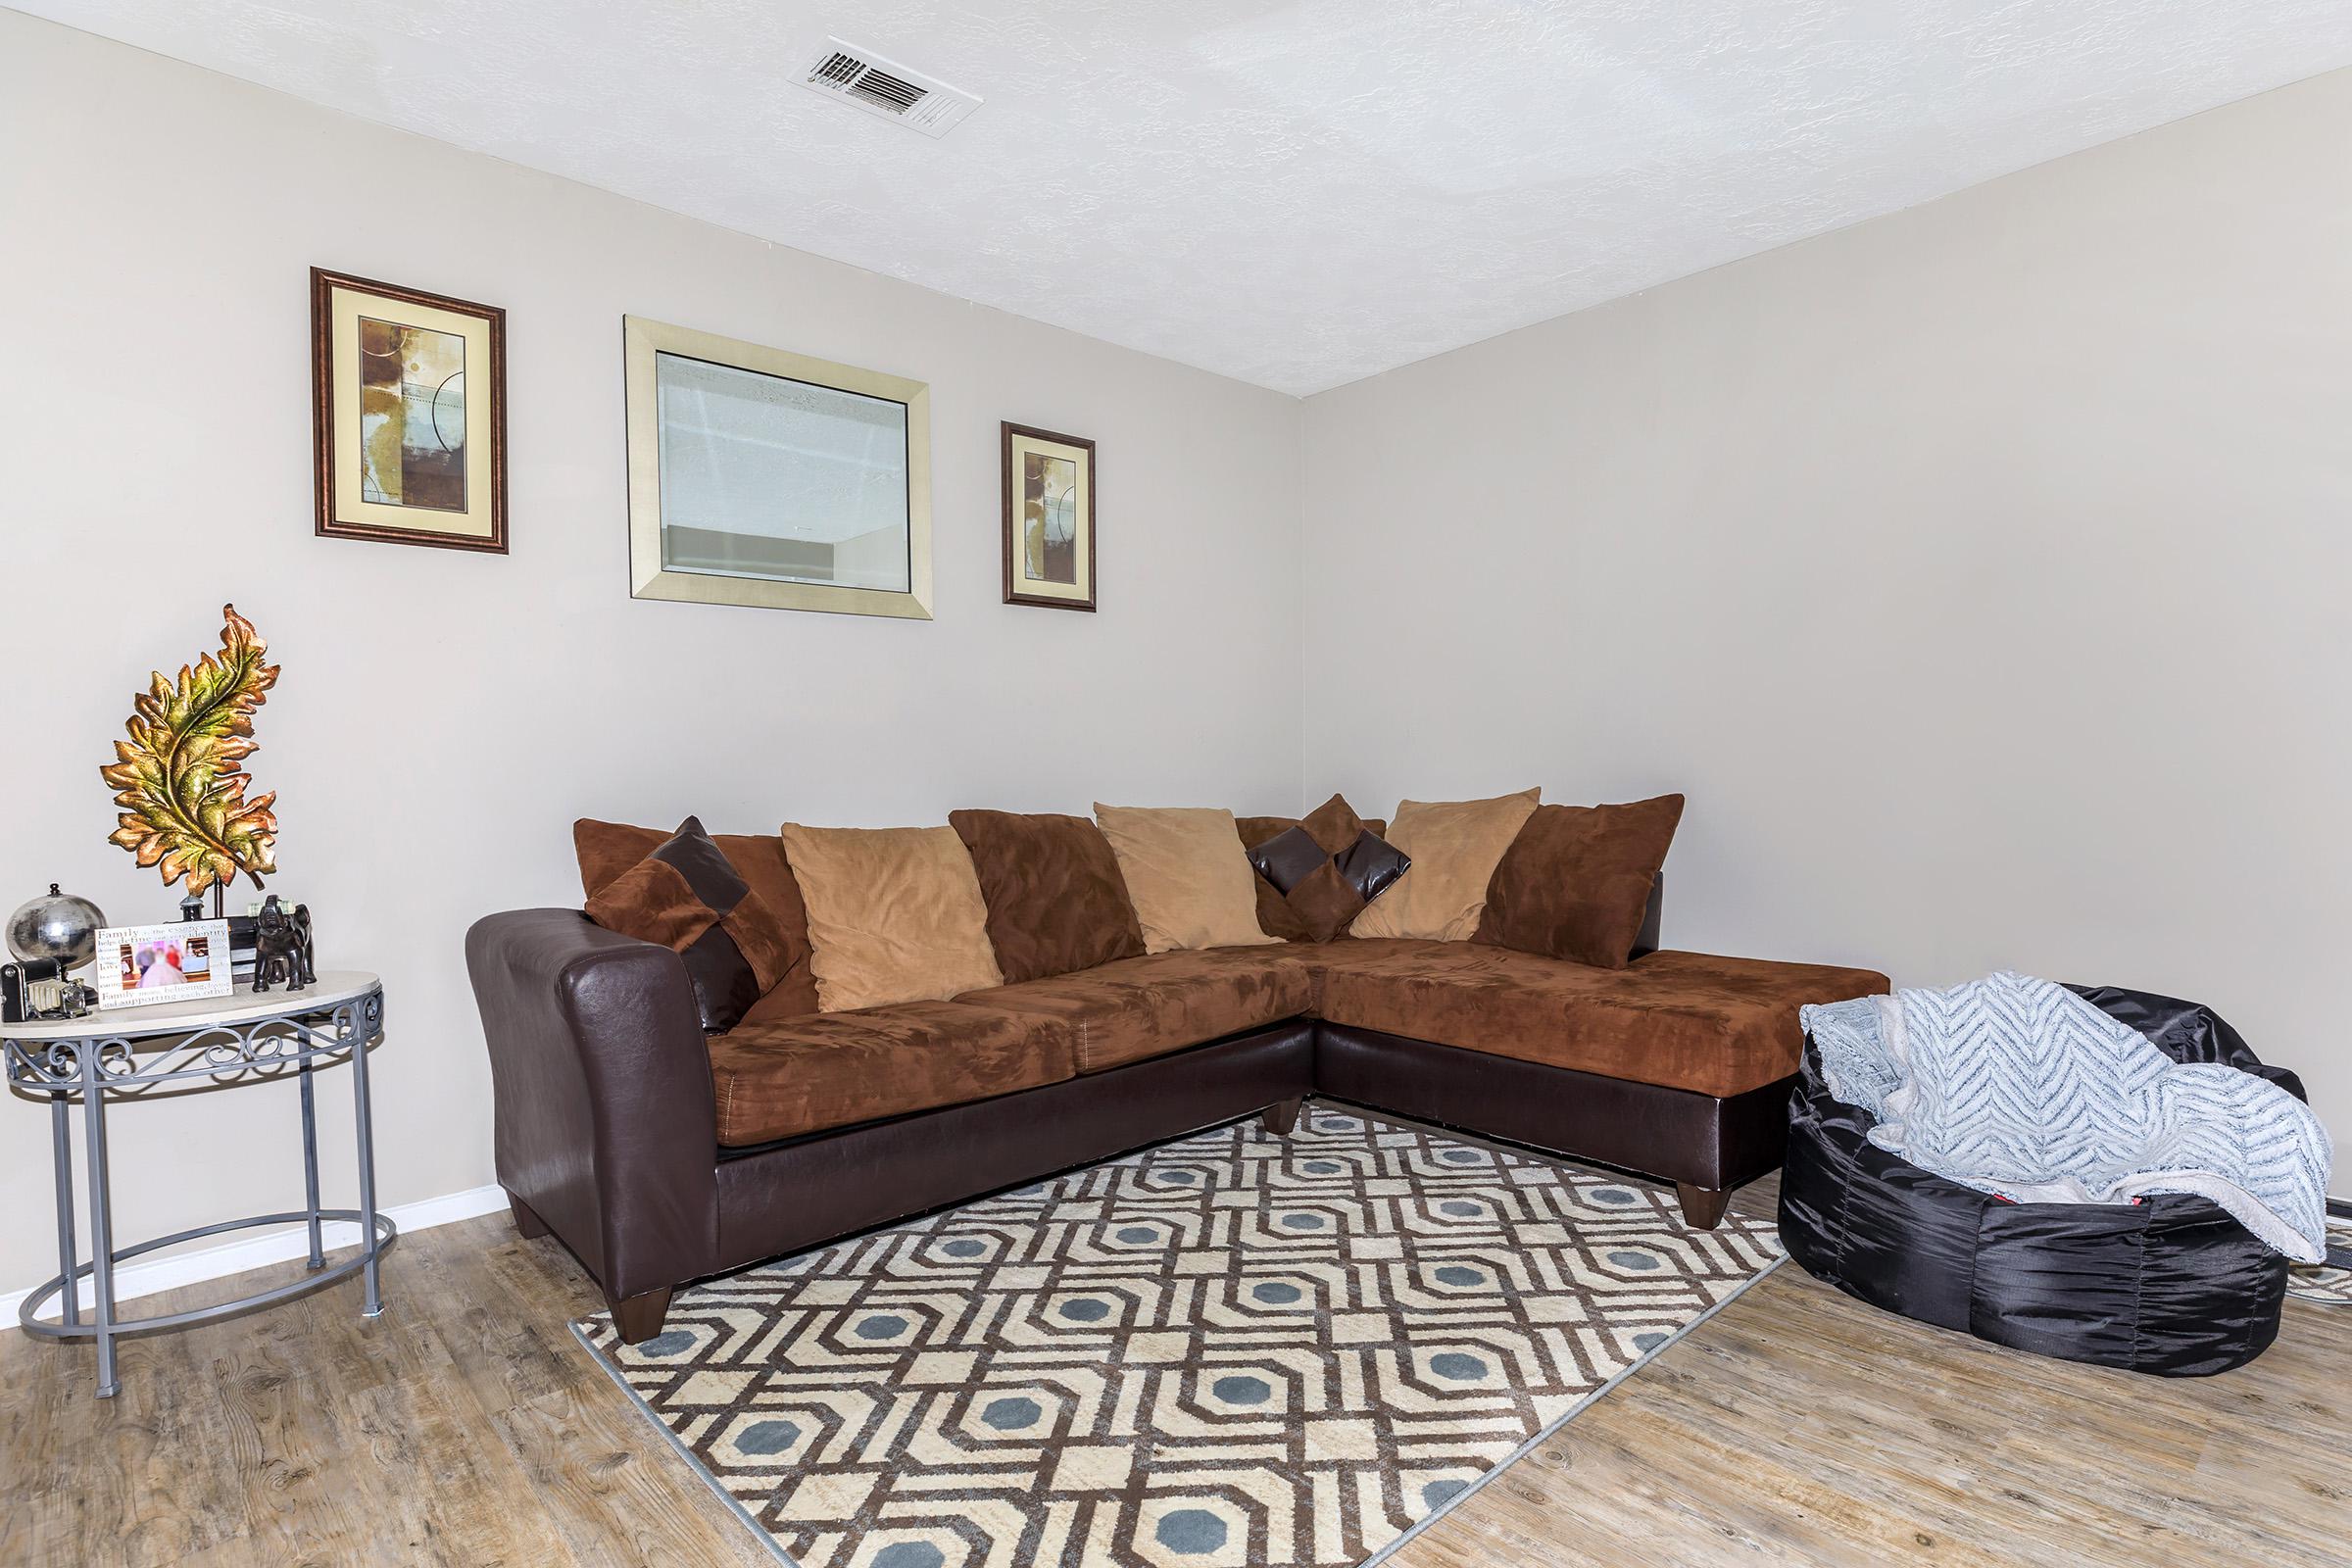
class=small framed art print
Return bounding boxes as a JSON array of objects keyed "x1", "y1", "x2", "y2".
[
  {"x1": 1002, "y1": 422, "x2": 1096, "y2": 611},
  {"x1": 311, "y1": 268, "x2": 509, "y2": 553},
  {"x1": 93, "y1": 920, "x2": 235, "y2": 1010}
]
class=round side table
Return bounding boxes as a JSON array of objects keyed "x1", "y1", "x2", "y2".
[{"x1": 3, "y1": 970, "x2": 389, "y2": 1398}]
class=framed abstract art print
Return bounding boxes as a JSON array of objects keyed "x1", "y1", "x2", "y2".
[
  {"x1": 1001, "y1": 421, "x2": 1096, "y2": 612},
  {"x1": 310, "y1": 268, "x2": 508, "y2": 553}
]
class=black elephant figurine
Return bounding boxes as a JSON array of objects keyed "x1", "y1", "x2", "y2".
[
  {"x1": 291, "y1": 902, "x2": 316, "y2": 988},
  {"x1": 252, "y1": 895, "x2": 314, "y2": 993}
]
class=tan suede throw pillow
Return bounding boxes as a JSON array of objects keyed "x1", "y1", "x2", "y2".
[
  {"x1": 1348, "y1": 788, "x2": 1542, "y2": 941},
  {"x1": 1094, "y1": 805, "x2": 1285, "y2": 954},
  {"x1": 778, "y1": 824, "x2": 1005, "y2": 1011}
]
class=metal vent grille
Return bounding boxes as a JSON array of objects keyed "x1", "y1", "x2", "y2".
[
  {"x1": 799, "y1": 39, "x2": 980, "y2": 138},
  {"x1": 848, "y1": 68, "x2": 924, "y2": 113},
  {"x1": 809, "y1": 50, "x2": 862, "y2": 88}
]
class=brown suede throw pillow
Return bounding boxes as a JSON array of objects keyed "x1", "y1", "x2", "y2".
[
  {"x1": 573, "y1": 817, "x2": 819, "y2": 1019},
  {"x1": 950, "y1": 809, "x2": 1147, "y2": 984},
  {"x1": 580, "y1": 817, "x2": 797, "y2": 1033},
  {"x1": 1475, "y1": 794, "x2": 1686, "y2": 968},
  {"x1": 1236, "y1": 794, "x2": 1404, "y2": 942}
]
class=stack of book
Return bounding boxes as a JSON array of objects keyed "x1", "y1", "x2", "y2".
[{"x1": 225, "y1": 915, "x2": 260, "y2": 985}]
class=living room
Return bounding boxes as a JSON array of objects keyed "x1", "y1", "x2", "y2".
[{"x1": 2, "y1": 3, "x2": 2346, "y2": 1564}]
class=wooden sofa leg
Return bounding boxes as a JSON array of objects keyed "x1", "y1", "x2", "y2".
[
  {"x1": 1260, "y1": 1097, "x2": 1304, "y2": 1136},
  {"x1": 508, "y1": 1193, "x2": 550, "y2": 1239},
  {"x1": 607, "y1": 1286, "x2": 674, "y2": 1345},
  {"x1": 1675, "y1": 1182, "x2": 1732, "y2": 1230}
]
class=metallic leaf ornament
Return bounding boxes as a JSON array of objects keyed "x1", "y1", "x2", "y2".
[{"x1": 100, "y1": 604, "x2": 280, "y2": 898}]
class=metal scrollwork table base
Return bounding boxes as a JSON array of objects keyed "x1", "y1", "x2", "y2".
[{"x1": 5, "y1": 970, "x2": 389, "y2": 1398}]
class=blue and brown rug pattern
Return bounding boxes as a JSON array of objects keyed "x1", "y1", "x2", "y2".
[
  {"x1": 576, "y1": 1106, "x2": 1784, "y2": 1567},
  {"x1": 2287, "y1": 1212, "x2": 2352, "y2": 1305}
]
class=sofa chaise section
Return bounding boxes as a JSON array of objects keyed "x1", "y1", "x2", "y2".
[{"x1": 1307, "y1": 941, "x2": 1890, "y2": 1099}]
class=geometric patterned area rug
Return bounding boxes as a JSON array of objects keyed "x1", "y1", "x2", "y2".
[
  {"x1": 2287, "y1": 1212, "x2": 2352, "y2": 1305},
  {"x1": 575, "y1": 1105, "x2": 1784, "y2": 1568}
]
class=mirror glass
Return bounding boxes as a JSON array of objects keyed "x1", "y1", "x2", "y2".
[{"x1": 653, "y1": 352, "x2": 911, "y2": 593}]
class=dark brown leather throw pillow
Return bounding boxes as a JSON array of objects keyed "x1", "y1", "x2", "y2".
[
  {"x1": 1474, "y1": 794, "x2": 1685, "y2": 969},
  {"x1": 1246, "y1": 826, "x2": 1328, "y2": 895},
  {"x1": 1335, "y1": 828, "x2": 1411, "y2": 903},
  {"x1": 1236, "y1": 794, "x2": 1410, "y2": 943},
  {"x1": 582, "y1": 816, "x2": 797, "y2": 1032},
  {"x1": 950, "y1": 809, "x2": 1147, "y2": 984}
]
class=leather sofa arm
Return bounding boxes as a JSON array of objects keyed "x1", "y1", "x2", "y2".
[{"x1": 466, "y1": 908, "x2": 719, "y2": 1303}]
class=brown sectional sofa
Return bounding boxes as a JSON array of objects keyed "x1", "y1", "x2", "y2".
[{"x1": 468, "y1": 841, "x2": 1884, "y2": 1343}]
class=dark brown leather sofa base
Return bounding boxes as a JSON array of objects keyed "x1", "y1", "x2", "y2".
[
  {"x1": 707, "y1": 1024, "x2": 1788, "y2": 1299},
  {"x1": 513, "y1": 1029, "x2": 1317, "y2": 1353},
  {"x1": 512, "y1": 1023, "x2": 1316, "y2": 1342},
  {"x1": 710, "y1": 1024, "x2": 1313, "y2": 1278},
  {"x1": 471, "y1": 907, "x2": 1833, "y2": 1344},
  {"x1": 1316, "y1": 1024, "x2": 1794, "y2": 1230}
]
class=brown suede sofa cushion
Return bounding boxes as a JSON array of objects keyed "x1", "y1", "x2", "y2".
[
  {"x1": 959, "y1": 947, "x2": 1317, "y2": 1075},
  {"x1": 705, "y1": 936, "x2": 1881, "y2": 1143},
  {"x1": 1307, "y1": 940, "x2": 1889, "y2": 1099},
  {"x1": 950, "y1": 809, "x2": 1146, "y2": 984},
  {"x1": 1476, "y1": 794, "x2": 1685, "y2": 968},
  {"x1": 575, "y1": 817, "x2": 818, "y2": 1017},
  {"x1": 709, "y1": 1000, "x2": 1081, "y2": 1147}
]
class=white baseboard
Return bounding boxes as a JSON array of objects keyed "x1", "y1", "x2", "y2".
[{"x1": 1, "y1": 1183, "x2": 509, "y2": 1322}]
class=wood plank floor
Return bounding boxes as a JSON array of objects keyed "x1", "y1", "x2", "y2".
[{"x1": 4, "y1": 1173, "x2": 2347, "y2": 1567}]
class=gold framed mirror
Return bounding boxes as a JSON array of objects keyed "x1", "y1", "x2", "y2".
[{"x1": 624, "y1": 317, "x2": 932, "y2": 618}]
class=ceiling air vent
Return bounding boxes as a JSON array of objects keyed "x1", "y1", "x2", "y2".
[{"x1": 799, "y1": 38, "x2": 980, "y2": 138}]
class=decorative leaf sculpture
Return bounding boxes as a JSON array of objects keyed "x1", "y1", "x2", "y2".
[{"x1": 100, "y1": 604, "x2": 280, "y2": 898}]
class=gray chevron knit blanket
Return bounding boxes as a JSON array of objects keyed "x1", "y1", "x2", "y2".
[{"x1": 1802, "y1": 972, "x2": 2331, "y2": 1262}]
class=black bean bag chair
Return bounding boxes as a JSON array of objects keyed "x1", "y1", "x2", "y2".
[{"x1": 1779, "y1": 985, "x2": 2308, "y2": 1377}]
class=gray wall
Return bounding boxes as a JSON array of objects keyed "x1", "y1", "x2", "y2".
[
  {"x1": 1302, "y1": 70, "x2": 2352, "y2": 1176},
  {"x1": 0, "y1": 13, "x2": 1304, "y2": 1292}
]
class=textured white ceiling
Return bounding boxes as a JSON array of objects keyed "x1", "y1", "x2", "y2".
[{"x1": 25, "y1": 1, "x2": 2352, "y2": 394}]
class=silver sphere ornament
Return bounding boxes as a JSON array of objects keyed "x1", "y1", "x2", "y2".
[{"x1": 7, "y1": 884, "x2": 107, "y2": 969}]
